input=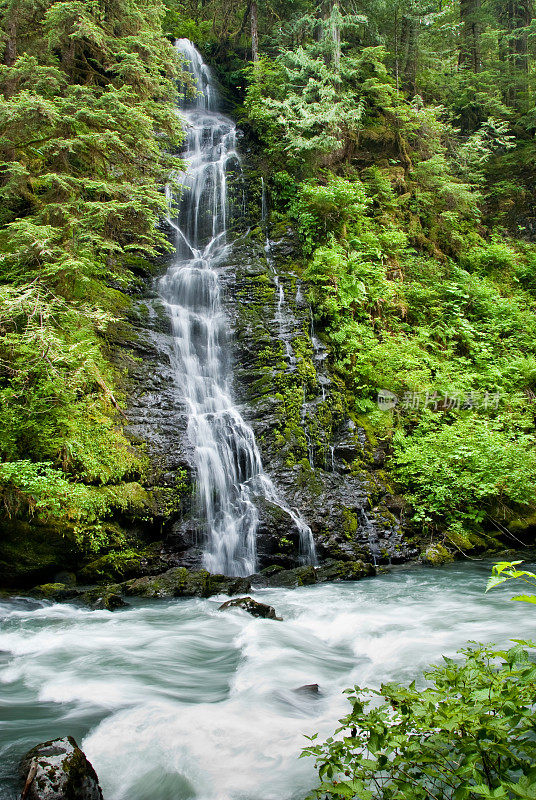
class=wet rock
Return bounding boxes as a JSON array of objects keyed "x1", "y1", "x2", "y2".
[
  {"x1": 264, "y1": 565, "x2": 317, "y2": 588},
  {"x1": 315, "y1": 559, "x2": 375, "y2": 583},
  {"x1": 294, "y1": 683, "x2": 320, "y2": 695},
  {"x1": 123, "y1": 567, "x2": 251, "y2": 599},
  {"x1": 254, "y1": 497, "x2": 304, "y2": 570},
  {"x1": 258, "y1": 560, "x2": 376, "y2": 588},
  {"x1": 20, "y1": 736, "x2": 103, "y2": 800},
  {"x1": 219, "y1": 232, "x2": 417, "y2": 570},
  {"x1": 218, "y1": 596, "x2": 282, "y2": 620},
  {"x1": 89, "y1": 592, "x2": 128, "y2": 611}
]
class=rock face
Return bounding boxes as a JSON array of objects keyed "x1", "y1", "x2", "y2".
[
  {"x1": 218, "y1": 596, "x2": 282, "y2": 619},
  {"x1": 20, "y1": 737, "x2": 103, "y2": 800},
  {"x1": 113, "y1": 224, "x2": 418, "y2": 574},
  {"x1": 6, "y1": 221, "x2": 416, "y2": 594},
  {"x1": 218, "y1": 228, "x2": 418, "y2": 568}
]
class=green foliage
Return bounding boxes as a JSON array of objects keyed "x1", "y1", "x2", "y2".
[
  {"x1": 303, "y1": 641, "x2": 536, "y2": 800},
  {"x1": 0, "y1": 459, "x2": 149, "y2": 550},
  {"x1": 393, "y1": 417, "x2": 536, "y2": 531},
  {"x1": 487, "y1": 561, "x2": 536, "y2": 605},
  {"x1": 0, "y1": 0, "x2": 185, "y2": 549},
  {"x1": 276, "y1": 162, "x2": 536, "y2": 541}
]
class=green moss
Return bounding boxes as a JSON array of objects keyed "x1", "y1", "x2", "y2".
[
  {"x1": 78, "y1": 547, "x2": 157, "y2": 583},
  {"x1": 424, "y1": 543, "x2": 454, "y2": 565},
  {"x1": 341, "y1": 507, "x2": 359, "y2": 537},
  {"x1": 508, "y1": 511, "x2": 536, "y2": 534}
]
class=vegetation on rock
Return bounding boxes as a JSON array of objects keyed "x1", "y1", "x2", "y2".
[
  {"x1": 3, "y1": 0, "x2": 536, "y2": 575},
  {"x1": 0, "y1": 0, "x2": 185, "y2": 557}
]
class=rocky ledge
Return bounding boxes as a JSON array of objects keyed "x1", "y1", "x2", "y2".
[{"x1": 29, "y1": 559, "x2": 375, "y2": 608}]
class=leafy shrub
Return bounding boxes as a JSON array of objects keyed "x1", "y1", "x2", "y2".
[
  {"x1": 487, "y1": 561, "x2": 536, "y2": 605},
  {"x1": 392, "y1": 417, "x2": 536, "y2": 531},
  {"x1": 303, "y1": 641, "x2": 536, "y2": 800}
]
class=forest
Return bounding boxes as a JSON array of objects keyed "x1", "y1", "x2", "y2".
[
  {"x1": 2, "y1": 0, "x2": 536, "y2": 559},
  {"x1": 1, "y1": 0, "x2": 536, "y2": 798}
]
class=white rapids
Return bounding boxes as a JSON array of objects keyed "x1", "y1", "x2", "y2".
[
  {"x1": 0, "y1": 562, "x2": 533, "y2": 800},
  {"x1": 160, "y1": 39, "x2": 314, "y2": 577}
]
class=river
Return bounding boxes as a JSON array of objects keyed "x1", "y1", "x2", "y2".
[{"x1": 0, "y1": 561, "x2": 532, "y2": 800}]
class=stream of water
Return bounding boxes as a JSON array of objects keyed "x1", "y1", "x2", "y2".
[
  {"x1": 160, "y1": 39, "x2": 314, "y2": 576},
  {"x1": 0, "y1": 562, "x2": 533, "y2": 800}
]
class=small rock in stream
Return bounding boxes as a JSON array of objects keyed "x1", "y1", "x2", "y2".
[
  {"x1": 293, "y1": 683, "x2": 321, "y2": 695},
  {"x1": 20, "y1": 736, "x2": 103, "y2": 800},
  {"x1": 218, "y1": 596, "x2": 282, "y2": 620},
  {"x1": 90, "y1": 592, "x2": 128, "y2": 611}
]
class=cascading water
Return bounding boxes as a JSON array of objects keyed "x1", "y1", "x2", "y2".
[{"x1": 160, "y1": 39, "x2": 315, "y2": 577}]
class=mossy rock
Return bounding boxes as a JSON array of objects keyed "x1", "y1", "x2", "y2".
[
  {"x1": 77, "y1": 545, "x2": 165, "y2": 584},
  {"x1": 122, "y1": 568, "x2": 251, "y2": 599},
  {"x1": 315, "y1": 559, "x2": 376, "y2": 583},
  {"x1": 508, "y1": 511, "x2": 536, "y2": 535},
  {"x1": 89, "y1": 592, "x2": 128, "y2": 611},
  {"x1": 423, "y1": 543, "x2": 454, "y2": 566},
  {"x1": 30, "y1": 583, "x2": 80, "y2": 602},
  {"x1": 0, "y1": 520, "x2": 80, "y2": 589}
]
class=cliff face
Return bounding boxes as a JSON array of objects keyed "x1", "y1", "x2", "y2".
[
  {"x1": 0, "y1": 227, "x2": 416, "y2": 591},
  {"x1": 0, "y1": 199, "x2": 419, "y2": 593},
  {"x1": 219, "y1": 227, "x2": 417, "y2": 568},
  {"x1": 116, "y1": 220, "x2": 418, "y2": 574}
]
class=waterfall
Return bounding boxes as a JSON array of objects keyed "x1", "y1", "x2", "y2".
[{"x1": 160, "y1": 39, "x2": 316, "y2": 577}]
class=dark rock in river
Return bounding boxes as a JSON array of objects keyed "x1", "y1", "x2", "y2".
[
  {"x1": 294, "y1": 683, "x2": 320, "y2": 695},
  {"x1": 89, "y1": 592, "x2": 128, "y2": 611},
  {"x1": 254, "y1": 559, "x2": 375, "y2": 588},
  {"x1": 314, "y1": 559, "x2": 376, "y2": 583},
  {"x1": 218, "y1": 596, "x2": 282, "y2": 620},
  {"x1": 20, "y1": 737, "x2": 103, "y2": 800}
]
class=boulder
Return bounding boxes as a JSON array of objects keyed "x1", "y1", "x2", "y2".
[
  {"x1": 90, "y1": 592, "x2": 128, "y2": 611},
  {"x1": 20, "y1": 737, "x2": 103, "y2": 800},
  {"x1": 293, "y1": 683, "x2": 321, "y2": 695},
  {"x1": 263, "y1": 565, "x2": 317, "y2": 588},
  {"x1": 314, "y1": 559, "x2": 376, "y2": 583},
  {"x1": 258, "y1": 560, "x2": 375, "y2": 588},
  {"x1": 218, "y1": 596, "x2": 282, "y2": 620},
  {"x1": 30, "y1": 583, "x2": 80, "y2": 602},
  {"x1": 77, "y1": 545, "x2": 168, "y2": 584}
]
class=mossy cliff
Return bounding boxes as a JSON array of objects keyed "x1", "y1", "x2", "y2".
[
  {"x1": 218, "y1": 219, "x2": 418, "y2": 568},
  {"x1": 0, "y1": 252, "x2": 196, "y2": 589}
]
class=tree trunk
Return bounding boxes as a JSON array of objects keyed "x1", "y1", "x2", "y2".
[
  {"x1": 500, "y1": 0, "x2": 533, "y2": 108},
  {"x1": 2, "y1": 3, "x2": 18, "y2": 98},
  {"x1": 251, "y1": 0, "x2": 259, "y2": 62},
  {"x1": 459, "y1": 0, "x2": 481, "y2": 72},
  {"x1": 400, "y1": 12, "x2": 418, "y2": 95},
  {"x1": 3, "y1": 1, "x2": 17, "y2": 69}
]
